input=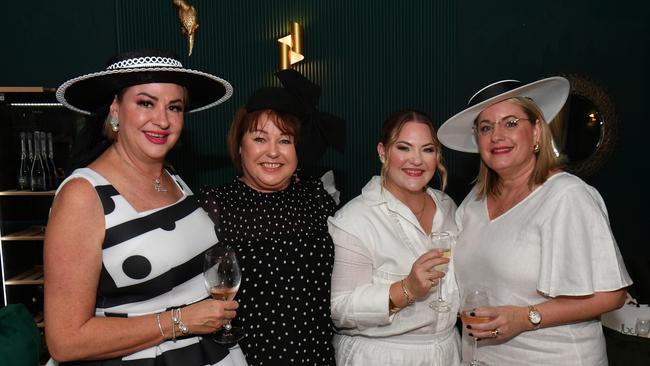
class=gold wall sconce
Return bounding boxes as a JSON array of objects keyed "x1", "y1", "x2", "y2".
[
  {"x1": 278, "y1": 22, "x2": 304, "y2": 70},
  {"x1": 173, "y1": 0, "x2": 199, "y2": 56}
]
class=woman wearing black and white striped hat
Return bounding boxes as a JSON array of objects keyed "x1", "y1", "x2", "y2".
[{"x1": 44, "y1": 48, "x2": 247, "y2": 366}]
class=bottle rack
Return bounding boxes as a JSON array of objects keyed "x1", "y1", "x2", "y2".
[{"x1": 0, "y1": 87, "x2": 85, "y2": 362}]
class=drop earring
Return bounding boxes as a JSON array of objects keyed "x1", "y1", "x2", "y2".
[
  {"x1": 110, "y1": 117, "x2": 119, "y2": 132},
  {"x1": 533, "y1": 143, "x2": 540, "y2": 153}
]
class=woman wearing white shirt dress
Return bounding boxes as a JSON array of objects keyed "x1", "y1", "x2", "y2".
[
  {"x1": 437, "y1": 77, "x2": 632, "y2": 365},
  {"x1": 329, "y1": 110, "x2": 461, "y2": 365}
]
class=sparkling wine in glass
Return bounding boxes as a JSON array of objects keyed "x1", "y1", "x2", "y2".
[
  {"x1": 461, "y1": 287, "x2": 490, "y2": 366},
  {"x1": 428, "y1": 231, "x2": 453, "y2": 312},
  {"x1": 203, "y1": 245, "x2": 245, "y2": 343}
]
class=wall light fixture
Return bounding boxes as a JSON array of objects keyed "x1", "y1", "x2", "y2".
[{"x1": 278, "y1": 22, "x2": 304, "y2": 70}]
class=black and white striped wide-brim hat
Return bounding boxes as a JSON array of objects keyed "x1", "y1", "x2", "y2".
[
  {"x1": 437, "y1": 76, "x2": 570, "y2": 153},
  {"x1": 56, "y1": 48, "x2": 233, "y2": 115}
]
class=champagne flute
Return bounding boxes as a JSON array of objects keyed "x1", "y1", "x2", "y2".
[
  {"x1": 428, "y1": 231, "x2": 453, "y2": 312},
  {"x1": 636, "y1": 318, "x2": 650, "y2": 337},
  {"x1": 461, "y1": 287, "x2": 491, "y2": 366},
  {"x1": 203, "y1": 245, "x2": 245, "y2": 343}
]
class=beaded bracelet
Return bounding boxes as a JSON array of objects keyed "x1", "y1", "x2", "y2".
[{"x1": 400, "y1": 279, "x2": 415, "y2": 305}]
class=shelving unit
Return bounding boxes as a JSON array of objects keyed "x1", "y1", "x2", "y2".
[
  {"x1": 0, "y1": 87, "x2": 84, "y2": 362},
  {"x1": 4, "y1": 265, "x2": 45, "y2": 286},
  {"x1": 0, "y1": 191, "x2": 52, "y2": 305}
]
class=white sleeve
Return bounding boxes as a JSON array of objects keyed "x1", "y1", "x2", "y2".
[
  {"x1": 319, "y1": 170, "x2": 340, "y2": 206},
  {"x1": 329, "y1": 221, "x2": 392, "y2": 331},
  {"x1": 537, "y1": 184, "x2": 632, "y2": 297}
]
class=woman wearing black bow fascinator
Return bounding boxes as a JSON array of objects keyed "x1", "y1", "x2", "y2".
[{"x1": 199, "y1": 69, "x2": 345, "y2": 365}]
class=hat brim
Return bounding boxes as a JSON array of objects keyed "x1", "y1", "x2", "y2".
[
  {"x1": 56, "y1": 67, "x2": 233, "y2": 115},
  {"x1": 437, "y1": 77, "x2": 570, "y2": 153}
]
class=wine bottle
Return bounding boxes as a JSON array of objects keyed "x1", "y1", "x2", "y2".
[
  {"x1": 16, "y1": 132, "x2": 30, "y2": 190},
  {"x1": 47, "y1": 132, "x2": 62, "y2": 187},
  {"x1": 30, "y1": 131, "x2": 46, "y2": 191},
  {"x1": 26, "y1": 131, "x2": 34, "y2": 167},
  {"x1": 39, "y1": 131, "x2": 52, "y2": 190}
]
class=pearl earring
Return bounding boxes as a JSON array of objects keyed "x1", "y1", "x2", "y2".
[{"x1": 110, "y1": 117, "x2": 119, "y2": 132}]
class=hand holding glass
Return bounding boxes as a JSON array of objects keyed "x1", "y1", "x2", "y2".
[
  {"x1": 203, "y1": 245, "x2": 245, "y2": 343},
  {"x1": 428, "y1": 232, "x2": 453, "y2": 312},
  {"x1": 461, "y1": 287, "x2": 490, "y2": 366}
]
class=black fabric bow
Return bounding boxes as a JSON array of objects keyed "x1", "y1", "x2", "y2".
[{"x1": 274, "y1": 69, "x2": 346, "y2": 174}]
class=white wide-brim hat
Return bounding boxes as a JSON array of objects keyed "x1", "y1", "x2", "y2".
[
  {"x1": 56, "y1": 48, "x2": 233, "y2": 115},
  {"x1": 437, "y1": 76, "x2": 570, "y2": 153}
]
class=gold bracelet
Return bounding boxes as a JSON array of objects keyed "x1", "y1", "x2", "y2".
[
  {"x1": 400, "y1": 279, "x2": 415, "y2": 305},
  {"x1": 155, "y1": 312, "x2": 165, "y2": 338}
]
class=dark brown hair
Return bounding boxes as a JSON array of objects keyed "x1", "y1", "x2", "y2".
[
  {"x1": 103, "y1": 85, "x2": 190, "y2": 142},
  {"x1": 227, "y1": 107, "x2": 301, "y2": 170}
]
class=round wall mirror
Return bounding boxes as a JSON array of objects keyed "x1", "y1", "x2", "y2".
[{"x1": 549, "y1": 74, "x2": 617, "y2": 177}]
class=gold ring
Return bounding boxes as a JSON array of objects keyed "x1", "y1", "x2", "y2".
[
  {"x1": 429, "y1": 278, "x2": 438, "y2": 286},
  {"x1": 491, "y1": 328, "x2": 500, "y2": 337}
]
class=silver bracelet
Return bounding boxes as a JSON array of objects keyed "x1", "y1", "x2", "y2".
[
  {"x1": 177, "y1": 307, "x2": 189, "y2": 335},
  {"x1": 171, "y1": 308, "x2": 179, "y2": 341},
  {"x1": 155, "y1": 312, "x2": 165, "y2": 338}
]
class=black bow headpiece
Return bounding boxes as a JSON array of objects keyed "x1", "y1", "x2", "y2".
[{"x1": 246, "y1": 69, "x2": 346, "y2": 174}]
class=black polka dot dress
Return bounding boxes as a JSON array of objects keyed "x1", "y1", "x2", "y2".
[{"x1": 200, "y1": 178, "x2": 336, "y2": 366}]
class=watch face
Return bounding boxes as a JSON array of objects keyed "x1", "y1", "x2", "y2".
[{"x1": 529, "y1": 310, "x2": 541, "y2": 324}]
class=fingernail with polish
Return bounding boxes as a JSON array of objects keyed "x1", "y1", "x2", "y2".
[
  {"x1": 466, "y1": 325, "x2": 472, "y2": 329},
  {"x1": 470, "y1": 312, "x2": 476, "y2": 317}
]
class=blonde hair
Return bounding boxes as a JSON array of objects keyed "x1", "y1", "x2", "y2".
[
  {"x1": 379, "y1": 110, "x2": 448, "y2": 191},
  {"x1": 474, "y1": 97, "x2": 561, "y2": 198}
]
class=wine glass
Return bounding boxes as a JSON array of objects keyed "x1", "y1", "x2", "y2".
[
  {"x1": 203, "y1": 245, "x2": 245, "y2": 343},
  {"x1": 635, "y1": 318, "x2": 650, "y2": 337},
  {"x1": 461, "y1": 287, "x2": 491, "y2": 366},
  {"x1": 428, "y1": 231, "x2": 453, "y2": 312}
]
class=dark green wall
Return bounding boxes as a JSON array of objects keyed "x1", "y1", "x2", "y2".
[
  {"x1": 109, "y1": 0, "x2": 457, "y2": 203},
  {"x1": 1, "y1": 1, "x2": 647, "y2": 260},
  {"x1": 453, "y1": 1, "x2": 649, "y2": 260}
]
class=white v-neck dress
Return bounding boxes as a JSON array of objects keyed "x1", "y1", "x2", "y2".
[{"x1": 454, "y1": 172, "x2": 632, "y2": 365}]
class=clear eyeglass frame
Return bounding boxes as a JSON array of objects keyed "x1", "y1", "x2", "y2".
[{"x1": 472, "y1": 117, "x2": 530, "y2": 136}]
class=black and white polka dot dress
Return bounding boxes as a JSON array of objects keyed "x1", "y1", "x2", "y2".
[{"x1": 200, "y1": 178, "x2": 336, "y2": 366}]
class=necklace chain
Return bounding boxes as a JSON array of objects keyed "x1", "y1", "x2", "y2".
[
  {"x1": 414, "y1": 194, "x2": 427, "y2": 221},
  {"x1": 113, "y1": 146, "x2": 167, "y2": 192}
]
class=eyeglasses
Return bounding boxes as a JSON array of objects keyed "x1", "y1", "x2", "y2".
[{"x1": 473, "y1": 117, "x2": 530, "y2": 136}]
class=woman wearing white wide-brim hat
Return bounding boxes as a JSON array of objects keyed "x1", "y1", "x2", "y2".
[
  {"x1": 44, "y1": 49, "x2": 247, "y2": 366},
  {"x1": 438, "y1": 77, "x2": 632, "y2": 365}
]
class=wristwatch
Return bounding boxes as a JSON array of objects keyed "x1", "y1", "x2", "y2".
[{"x1": 527, "y1": 305, "x2": 542, "y2": 330}]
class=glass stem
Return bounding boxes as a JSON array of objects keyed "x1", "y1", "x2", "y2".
[
  {"x1": 472, "y1": 336, "x2": 478, "y2": 362},
  {"x1": 437, "y1": 279, "x2": 443, "y2": 301}
]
